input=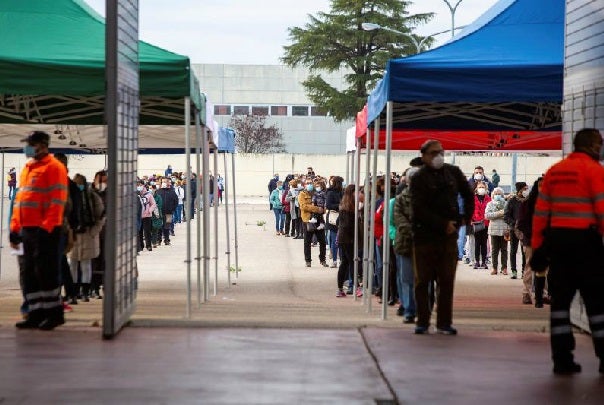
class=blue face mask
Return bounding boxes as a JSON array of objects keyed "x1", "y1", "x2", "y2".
[
  {"x1": 78, "y1": 184, "x2": 85, "y2": 191},
  {"x1": 23, "y1": 145, "x2": 36, "y2": 158},
  {"x1": 494, "y1": 195, "x2": 504, "y2": 202},
  {"x1": 306, "y1": 184, "x2": 314, "y2": 192},
  {"x1": 278, "y1": 186, "x2": 283, "y2": 190}
]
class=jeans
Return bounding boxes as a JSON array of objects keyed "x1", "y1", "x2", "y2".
[
  {"x1": 273, "y1": 208, "x2": 285, "y2": 232},
  {"x1": 173, "y1": 204, "x2": 183, "y2": 223},
  {"x1": 456, "y1": 225, "x2": 466, "y2": 259},
  {"x1": 327, "y1": 229, "x2": 338, "y2": 262},
  {"x1": 396, "y1": 254, "x2": 416, "y2": 318}
]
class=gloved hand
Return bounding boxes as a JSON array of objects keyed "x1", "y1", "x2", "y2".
[{"x1": 9, "y1": 232, "x2": 22, "y2": 245}]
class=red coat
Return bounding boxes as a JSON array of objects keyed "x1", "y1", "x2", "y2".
[{"x1": 472, "y1": 195, "x2": 491, "y2": 226}]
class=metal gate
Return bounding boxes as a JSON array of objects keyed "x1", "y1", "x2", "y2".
[{"x1": 103, "y1": 0, "x2": 140, "y2": 339}]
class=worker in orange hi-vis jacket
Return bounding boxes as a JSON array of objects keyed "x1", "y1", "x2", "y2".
[
  {"x1": 531, "y1": 128, "x2": 604, "y2": 376},
  {"x1": 10, "y1": 131, "x2": 68, "y2": 331}
]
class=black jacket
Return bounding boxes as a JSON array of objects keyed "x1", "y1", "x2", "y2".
[
  {"x1": 503, "y1": 195, "x2": 524, "y2": 228},
  {"x1": 156, "y1": 187, "x2": 179, "y2": 214},
  {"x1": 410, "y1": 163, "x2": 474, "y2": 244},
  {"x1": 337, "y1": 209, "x2": 363, "y2": 245},
  {"x1": 325, "y1": 188, "x2": 343, "y2": 231}
]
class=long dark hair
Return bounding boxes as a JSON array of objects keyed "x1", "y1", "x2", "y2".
[
  {"x1": 339, "y1": 184, "x2": 356, "y2": 212},
  {"x1": 330, "y1": 176, "x2": 344, "y2": 193},
  {"x1": 526, "y1": 177, "x2": 543, "y2": 217}
]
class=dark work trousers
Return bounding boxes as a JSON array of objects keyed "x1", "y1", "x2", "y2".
[
  {"x1": 139, "y1": 217, "x2": 153, "y2": 249},
  {"x1": 413, "y1": 235, "x2": 458, "y2": 329},
  {"x1": 21, "y1": 227, "x2": 63, "y2": 324},
  {"x1": 490, "y1": 235, "x2": 508, "y2": 271},
  {"x1": 91, "y1": 226, "x2": 106, "y2": 295},
  {"x1": 474, "y1": 228, "x2": 488, "y2": 265},
  {"x1": 284, "y1": 212, "x2": 292, "y2": 235},
  {"x1": 338, "y1": 243, "x2": 354, "y2": 289},
  {"x1": 160, "y1": 214, "x2": 171, "y2": 243},
  {"x1": 509, "y1": 232, "x2": 525, "y2": 274},
  {"x1": 546, "y1": 228, "x2": 604, "y2": 366},
  {"x1": 290, "y1": 217, "x2": 299, "y2": 236},
  {"x1": 304, "y1": 227, "x2": 326, "y2": 263}
]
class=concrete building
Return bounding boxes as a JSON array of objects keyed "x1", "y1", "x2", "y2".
[{"x1": 192, "y1": 64, "x2": 354, "y2": 154}]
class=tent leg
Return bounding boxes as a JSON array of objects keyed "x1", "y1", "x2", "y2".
[
  {"x1": 511, "y1": 153, "x2": 518, "y2": 189},
  {"x1": 381, "y1": 102, "x2": 393, "y2": 320},
  {"x1": 202, "y1": 129, "x2": 211, "y2": 299},
  {"x1": 213, "y1": 149, "x2": 219, "y2": 295},
  {"x1": 184, "y1": 99, "x2": 192, "y2": 318},
  {"x1": 362, "y1": 127, "x2": 371, "y2": 307},
  {"x1": 353, "y1": 143, "x2": 361, "y2": 301},
  {"x1": 367, "y1": 118, "x2": 380, "y2": 314},
  {"x1": 223, "y1": 152, "x2": 232, "y2": 286},
  {"x1": 345, "y1": 151, "x2": 350, "y2": 184},
  {"x1": 231, "y1": 152, "x2": 240, "y2": 280},
  {"x1": 195, "y1": 115, "x2": 203, "y2": 306},
  {"x1": 0, "y1": 152, "x2": 5, "y2": 280}
]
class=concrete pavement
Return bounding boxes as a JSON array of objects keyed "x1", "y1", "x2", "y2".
[{"x1": 0, "y1": 201, "x2": 601, "y2": 403}]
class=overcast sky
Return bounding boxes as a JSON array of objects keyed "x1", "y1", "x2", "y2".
[{"x1": 85, "y1": 0, "x2": 499, "y2": 64}]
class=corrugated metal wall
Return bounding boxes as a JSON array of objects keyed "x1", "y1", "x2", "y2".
[
  {"x1": 564, "y1": 0, "x2": 604, "y2": 331},
  {"x1": 563, "y1": 0, "x2": 604, "y2": 154}
]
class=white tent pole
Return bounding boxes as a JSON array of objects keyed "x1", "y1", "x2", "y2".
[
  {"x1": 213, "y1": 148, "x2": 219, "y2": 295},
  {"x1": 231, "y1": 152, "x2": 240, "y2": 280},
  {"x1": 223, "y1": 152, "x2": 232, "y2": 287},
  {"x1": 195, "y1": 115, "x2": 203, "y2": 306},
  {"x1": 202, "y1": 129, "x2": 211, "y2": 299},
  {"x1": 362, "y1": 127, "x2": 371, "y2": 306},
  {"x1": 0, "y1": 152, "x2": 5, "y2": 280},
  {"x1": 345, "y1": 151, "x2": 350, "y2": 184},
  {"x1": 184, "y1": 98, "x2": 192, "y2": 318},
  {"x1": 381, "y1": 102, "x2": 393, "y2": 320},
  {"x1": 367, "y1": 117, "x2": 380, "y2": 313},
  {"x1": 353, "y1": 140, "x2": 361, "y2": 301}
]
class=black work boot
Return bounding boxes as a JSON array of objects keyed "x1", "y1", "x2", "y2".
[{"x1": 534, "y1": 277, "x2": 545, "y2": 308}]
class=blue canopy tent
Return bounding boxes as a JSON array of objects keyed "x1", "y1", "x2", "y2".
[{"x1": 366, "y1": 0, "x2": 564, "y2": 151}]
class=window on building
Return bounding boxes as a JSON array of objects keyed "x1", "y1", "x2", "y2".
[
  {"x1": 251, "y1": 106, "x2": 269, "y2": 116},
  {"x1": 270, "y1": 105, "x2": 288, "y2": 116},
  {"x1": 214, "y1": 105, "x2": 231, "y2": 116},
  {"x1": 310, "y1": 106, "x2": 327, "y2": 116},
  {"x1": 233, "y1": 105, "x2": 250, "y2": 115},
  {"x1": 292, "y1": 106, "x2": 309, "y2": 116}
]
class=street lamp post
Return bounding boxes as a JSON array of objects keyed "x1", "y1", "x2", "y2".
[
  {"x1": 361, "y1": 22, "x2": 465, "y2": 53},
  {"x1": 443, "y1": 0, "x2": 464, "y2": 38}
]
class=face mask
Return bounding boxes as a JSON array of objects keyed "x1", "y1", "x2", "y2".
[
  {"x1": 477, "y1": 188, "x2": 486, "y2": 196},
  {"x1": 161, "y1": 183, "x2": 168, "y2": 189},
  {"x1": 97, "y1": 183, "x2": 107, "y2": 192},
  {"x1": 181, "y1": 175, "x2": 185, "y2": 180},
  {"x1": 306, "y1": 184, "x2": 314, "y2": 192},
  {"x1": 297, "y1": 183, "x2": 302, "y2": 188},
  {"x1": 24, "y1": 145, "x2": 36, "y2": 158},
  {"x1": 474, "y1": 173, "x2": 483, "y2": 181},
  {"x1": 78, "y1": 184, "x2": 85, "y2": 191},
  {"x1": 278, "y1": 186, "x2": 283, "y2": 190},
  {"x1": 358, "y1": 202, "x2": 364, "y2": 209},
  {"x1": 522, "y1": 189, "x2": 530, "y2": 198},
  {"x1": 150, "y1": 182, "x2": 156, "y2": 186},
  {"x1": 494, "y1": 195, "x2": 504, "y2": 201},
  {"x1": 430, "y1": 154, "x2": 444, "y2": 170},
  {"x1": 342, "y1": 182, "x2": 347, "y2": 187},
  {"x1": 316, "y1": 187, "x2": 322, "y2": 192},
  {"x1": 137, "y1": 186, "x2": 143, "y2": 192}
]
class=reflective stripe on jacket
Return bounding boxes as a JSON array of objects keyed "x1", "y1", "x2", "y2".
[
  {"x1": 11, "y1": 154, "x2": 68, "y2": 233},
  {"x1": 532, "y1": 152, "x2": 604, "y2": 249}
]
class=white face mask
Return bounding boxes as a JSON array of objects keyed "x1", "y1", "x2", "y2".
[
  {"x1": 430, "y1": 155, "x2": 444, "y2": 170},
  {"x1": 477, "y1": 188, "x2": 486, "y2": 196},
  {"x1": 316, "y1": 187, "x2": 322, "y2": 192},
  {"x1": 474, "y1": 173, "x2": 483, "y2": 181},
  {"x1": 97, "y1": 183, "x2": 107, "y2": 192},
  {"x1": 522, "y1": 189, "x2": 530, "y2": 198}
]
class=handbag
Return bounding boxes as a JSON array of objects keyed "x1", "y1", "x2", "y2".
[
  {"x1": 327, "y1": 210, "x2": 339, "y2": 226},
  {"x1": 472, "y1": 221, "x2": 486, "y2": 233}
]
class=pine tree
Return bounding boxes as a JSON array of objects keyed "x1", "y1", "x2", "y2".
[{"x1": 281, "y1": 0, "x2": 433, "y2": 122}]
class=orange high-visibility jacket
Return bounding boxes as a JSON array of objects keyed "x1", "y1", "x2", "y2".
[
  {"x1": 10, "y1": 154, "x2": 68, "y2": 234},
  {"x1": 532, "y1": 152, "x2": 604, "y2": 249}
]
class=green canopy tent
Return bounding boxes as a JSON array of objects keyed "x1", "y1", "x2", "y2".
[
  {"x1": 0, "y1": 0, "x2": 219, "y2": 323},
  {"x1": 0, "y1": 0, "x2": 207, "y2": 151}
]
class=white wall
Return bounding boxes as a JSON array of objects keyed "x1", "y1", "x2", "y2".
[{"x1": 0, "y1": 152, "x2": 561, "y2": 198}]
